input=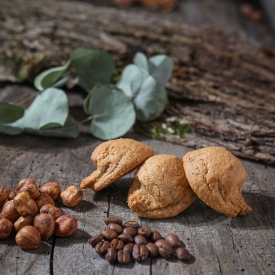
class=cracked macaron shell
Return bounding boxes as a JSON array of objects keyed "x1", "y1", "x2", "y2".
[{"x1": 183, "y1": 146, "x2": 252, "y2": 217}]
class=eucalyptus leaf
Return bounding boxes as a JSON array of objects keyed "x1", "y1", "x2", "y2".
[
  {"x1": 34, "y1": 62, "x2": 70, "y2": 91},
  {"x1": 85, "y1": 85, "x2": 135, "y2": 140},
  {"x1": 9, "y1": 88, "x2": 68, "y2": 130},
  {"x1": 70, "y1": 48, "x2": 114, "y2": 90},
  {"x1": 148, "y1": 55, "x2": 173, "y2": 85},
  {"x1": 116, "y1": 64, "x2": 143, "y2": 97},
  {"x1": 133, "y1": 52, "x2": 149, "y2": 72},
  {"x1": 0, "y1": 102, "x2": 24, "y2": 124},
  {"x1": 133, "y1": 75, "x2": 167, "y2": 121},
  {"x1": 51, "y1": 76, "x2": 71, "y2": 88},
  {"x1": 0, "y1": 125, "x2": 23, "y2": 135}
]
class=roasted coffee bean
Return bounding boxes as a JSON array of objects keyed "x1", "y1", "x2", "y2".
[
  {"x1": 100, "y1": 228, "x2": 118, "y2": 241},
  {"x1": 95, "y1": 241, "x2": 110, "y2": 255},
  {"x1": 110, "y1": 238, "x2": 124, "y2": 250},
  {"x1": 88, "y1": 234, "x2": 103, "y2": 247},
  {"x1": 107, "y1": 223, "x2": 123, "y2": 234},
  {"x1": 137, "y1": 227, "x2": 151, "y2": 238},
  {"x1": 123, "y1": 243, "x2": 135, "y2": 254},
  {"x1": 155, "y1": 239, "x2": 173, "y2": 259},
  {"x1": 124, "y1": 220, "x2": 140, "y2": 229},
  {"x1": 175, "y1": 247, "x2": 191, "y2": 261},
  {"x1": 117, "y1": 233, "x2": 133, "y2": 243},
  {"x1": 123, "y1": 226, "x2": 137, "y2": 237},
  {"x1": 165, "y1": 233, "x2": 181, "y2": 247},
  {"x1": 117, "y1": 250, "x2": 131, "y2": 265},
  {"x1": 104, "y1": 217, "x2": 122, "y2": 225},
  {"x1": 134, "y1": 234, "x2": 147, "y2": 245},
  {"x1": 150, "y1": 230, "x2": 162, "y2": 242},
  {"x1": 105, "y1": 247, "x2": 117, "y2": 263},
  {"x1": 132, "y1": 244, "x2": 149, "y2": 262},
  {"x1": 146, "y1": 242, "x2": 159, "y2": 257}
]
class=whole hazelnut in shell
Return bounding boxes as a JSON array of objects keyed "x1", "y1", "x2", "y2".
[
  {"x1": 15, "y1": 178, "x2": 40, "y2": 200},
  {"x1": 61, "y1": 185, "x2": 83, "y2": 207},
  {"x1": 0, "y1": 187, "x2": 9, "y2": 205},
  {"x1": 40, "y1": 182, "x2": 61, "y2": 201},
  {"x1": 34, "y1": 213, "x2": 55, "y2": 240},
  {"x1": 14, "y1": 216, "x2": 34, "y2": 232},
  {"x1": 0, "y1": 200, "x2": 20, "y2": 222},
  {"x1": 54, "y1": 215, "x2": 78, "y2": 237},
  {"x1": 35, "y1": 193, "x2": 55, "y2": 209},
  {"x1": 13, "y1": 191, "x2": 39, "y2": 217},
  {"x1": 0, "y1": 217, "x2": 13, "y2": 239},
  {"x1": 15, "y1": 225, "x2": 41, "y2": 249},
  {"x1": 7, "y1": 189, "x2": 16, "y2": 200},
  {"x1": 40, "y1": 204, "x2": 62, "y2": 221}
]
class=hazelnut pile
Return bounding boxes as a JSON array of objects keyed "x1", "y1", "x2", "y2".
[
  {"x1": 0, "y1": 178, "x2": 83, "y2": 249},
  {"x1": 88, "y1": 217, "x2": 192, "y2": 264}
]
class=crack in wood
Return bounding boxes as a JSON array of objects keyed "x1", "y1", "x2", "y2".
[{"x1": 50, "y1": 236, "x2": 56, "y2": 275}]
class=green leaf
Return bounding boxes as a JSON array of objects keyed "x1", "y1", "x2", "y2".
[
  {"x1": 34, "y1": 62, "x2": 70, "y2": 91},
  {"x1": 0, "y1": 102, "x2": 24, "y2": 124},
  {"x1": 85, "y1": 85, "x2": 135, "y2": 140},
  {"x1": 133, "y1": 52, "x2": 149, "y2": 72},
  {"x1": 133, "y1": 75, "x2": 167, "y2": 121},
  {"x1": 51, "y1": 76, "x2": 71, "y2": 88},
  {"x1": 70, "y1": 48, "x2": 115, "y2": 91},
  {"x1": 148, "y1": 55, "x2": 173, "y2": 85},
  {"x1": 0, "y1": 125, "x2": 23, "y2": 135},
  {"x1": 116, "y1": 64, "x2": 143, "y2": 97},
  {"x1": 9, "y1": 88, "x2": 68, "y2": 130}
]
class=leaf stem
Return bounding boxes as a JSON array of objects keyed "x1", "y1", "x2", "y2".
[
  {"x1": 17, "y1": 92, "x2": 40, "y2": 106},
  {"x1": 78, "y1": 115, "x2": 93, "y2": 125}
]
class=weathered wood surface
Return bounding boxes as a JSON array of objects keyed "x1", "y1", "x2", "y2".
[
  {"x1": 1, "y1": 0, "x2": 275, "y2": 164},
  {"x1": 0, "y1": 129, "x2": 275, "y2": 275}
]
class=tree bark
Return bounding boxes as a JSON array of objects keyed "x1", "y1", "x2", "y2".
[{"x1": 0, "y1": 0, "x2": 275, "y2": 163}]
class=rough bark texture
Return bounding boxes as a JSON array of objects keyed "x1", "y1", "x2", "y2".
[{"x1": 0, "y1": 0, "x2": 275, "y2": 164}]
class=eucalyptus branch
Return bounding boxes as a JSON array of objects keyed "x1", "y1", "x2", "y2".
[{"x1": 17, "y1": 92, "x2": 40, "y2": 106}]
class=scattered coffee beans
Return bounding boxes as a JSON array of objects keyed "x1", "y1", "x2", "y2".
[{"x1": 88, "y1": 217, "x2": 192, "y2": 265}]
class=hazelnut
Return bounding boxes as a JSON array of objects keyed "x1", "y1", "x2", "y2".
[
  {"x1": 40, "y1": 182, "x2": 61, "y2": 201},
  {"x1": 13, "y1": 191, "x2": 39, "y2": 217},
  {"x1": 0, "y1": 200, "x2": 20, "y2": 222},
  {"x1": 34, "y1": 213, "x2": 55, "y2": 240},
  {"x1": 35, "y1": 193, "x2": 55, "y2": 209},
  {"x1": 7, "y1": 189, "x2": 16, "y2": 200},
  {"x1": 15, "y1": 225, "x2": 41, "y2": 250},
  {"x1": 61, "y1": 185, "x2": 83, "y2": 207},
  {"x1": 15, "y1": 178, "x2": 40, "y2": 200},
  {"x1": 14, "y1": 216, "x2": 34, "y2": 232},
  {"x1": 0, "y1": 187, "x2": 9, "y2": 206},
  {"x1": 0, "y1": 217, "x2": 13, "y2": 239},
  {"x1": 40, "y1": 204, "x2": 62, "y2": 221},
  {"x1": 54, "y1": 215, "x2": 78, "y2": 237}
]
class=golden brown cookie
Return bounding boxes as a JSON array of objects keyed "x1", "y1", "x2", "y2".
[
  {"x1": 183, "y1": 147, "x2": 252, "y2": 217},
  {"x1": 128, "y1": 154, "x2": 197, "y2": 219},
  {"x1": 80, "y1": 138, "x2": 154, "y2": 191}
]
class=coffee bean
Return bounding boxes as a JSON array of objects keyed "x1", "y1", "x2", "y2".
[
  {"x1": 88, "y1": 234, "x2": 103, "y2": 247},
  {"x1": 137, "y1": 227, "x2": 151, "y2": 238},
  {"x1": 175, "y1": 247, "x2": 191, "y2": 261},
  {"x1": 123, "y1": 226, "x2": 137, "y2": 237},
  {"x1": 117, "y1": 233, "x2": 133, "y2": 243},
  {"x1": 123, "y1": 243, "x2": 135, "y2": 254},
  {"x1": 107, "y1": 223, "x2": 123, "y2": 234},
  {"x1": 132, "y1": 244, "x2": 149, "y2": 262},
  {"x1": 104, "y1": 217, "x2": 122, "y2": 225},
  {"x1": 155, "y1": 239, "x2": 173, "y2": 259},
  {"x1": 165, "y1": 233, "x2": 181, "y2": 247},
  {"x1": 150, "y1": 230, "x2": 162, "y2": 242},
  {"x1": 100, "y1": 228, "x2": 118, "y2": 241},
  {"x1": 134, "y1": 235, "x2": 147, "y2": 245},
  {"x1": 110, "y1": 239, "x2": 124, "y2": 250},
  {"x1": 146, "y1": 242, "x2": 159, "y2": 257},
  {"x1": 95, "y1": 241, "x2": 110, "y2": 255},
  {"x1": 105, "y1": 247, "x2": 117, "y2": 263},
  {"x1": 117, "y1": 250, "x2": 131, "y2": 265},
  {"x1": 124, "y1": 220, "x2": 140, "y2": 229}
]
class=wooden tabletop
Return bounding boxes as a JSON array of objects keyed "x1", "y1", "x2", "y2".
[{"x1": 1, "y1": 130, "x2": 274, "y2": 275}]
